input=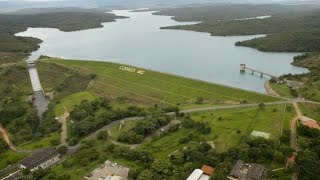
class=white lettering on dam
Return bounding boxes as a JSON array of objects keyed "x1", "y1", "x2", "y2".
[{"x1": 119, "y1": 66, "x2": 145, "y2": 75}]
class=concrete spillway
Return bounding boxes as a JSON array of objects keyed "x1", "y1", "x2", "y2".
[
  {"x1": 27, "y1": 62, "x2": 49, "y2": 118},
  {"x1": 28, "y1": 67, "x2": 43, "y2": 92}
]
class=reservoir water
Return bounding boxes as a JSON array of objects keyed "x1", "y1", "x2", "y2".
[{"x1": 16, "y1": 10, "x2": 308, "y2": 93}]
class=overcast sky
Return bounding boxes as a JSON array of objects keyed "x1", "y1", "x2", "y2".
[{"x1": 0, "y1": 0, "x2": 304, "y2": 1}]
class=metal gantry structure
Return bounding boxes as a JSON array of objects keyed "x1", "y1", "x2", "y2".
[{"x1": 240, "y1": 64, "x2": 277, "y2": 78}]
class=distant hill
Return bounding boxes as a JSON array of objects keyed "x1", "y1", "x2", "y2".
[{"x1": 1, "y1": 0, "x2": 319, "y2": 11}]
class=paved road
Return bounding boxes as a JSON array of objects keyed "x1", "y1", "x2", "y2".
[{"x1": 176, "y1": 100, "x2": 303, "y2": 114}]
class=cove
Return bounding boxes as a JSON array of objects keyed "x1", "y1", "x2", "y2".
[{"x1": 16, "y1": 10, "x2": 308, "y2": 93}]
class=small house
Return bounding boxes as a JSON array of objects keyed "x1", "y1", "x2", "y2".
[{"x1": 187, "y1": 165, "x2": 215, "y2": 180}]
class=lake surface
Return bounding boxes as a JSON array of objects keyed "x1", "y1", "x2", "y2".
[{"x1": 16, "y1": 10, "x2": 308, "y2": 93}]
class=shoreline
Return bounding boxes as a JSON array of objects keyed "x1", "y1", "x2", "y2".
[
  {"x1": 264, "y1": 80, "x2": 281, "y2": 97},
  {"x1": 14, "y1": 9, "x2": 307, "y2": 96}
]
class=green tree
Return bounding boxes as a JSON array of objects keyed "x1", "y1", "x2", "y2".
[
  {"x1": 89, "y1": 73, "x2": 97, "y2": 79},
  {"x1": 196, "y1": 97, "x2": 204, "y2": 104},
  {"x1": 273, "y1": 151, "x2": 285, "y2": 163},
  {"x1": 258, "y1": 102, "x2": 265, "y2": 110},
  {"x1": 137, "y1": 169, "x2": 154, "y2": 180},
  {"x1": 57, "y1": 145, "x2": 68, "y2": 155},
  {"x1": 151, "y1": 159, "x2": 173, "y2": 176},
  {"x1": 97, "y1": 130, "x2": 108, "y2": 140}
]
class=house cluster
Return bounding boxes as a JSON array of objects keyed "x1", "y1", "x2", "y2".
[
  {"x1": 227, "y1": 160, "x2": 265, "y2": 180},
  {"x1": 19, "y1": 147, "x2": 60, "y2": 172},
  {"x1": 187, "y1": 165, "x2": 215, "y2": 180},
  {"x1": 187, "y1": 160, "x2": 266, "y2": 180},
  {"x1": 86, "y1": 160, "x2": 129, "y2": 180}
]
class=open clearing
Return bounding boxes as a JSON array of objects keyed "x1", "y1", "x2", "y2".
[
  {"x1": 44, "y1": 58, "x2": 280, "y2": 109},
  {"x1": 136, "y1": 104, "x2": 294, "y2": 156}
]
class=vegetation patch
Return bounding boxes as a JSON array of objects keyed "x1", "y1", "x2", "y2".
[
  {"x1": 296, "y1": 123, "x2": 320, "y2": 179},
  {"x1": 18, "y1": 132, "x2": 60, "y2": 150},
  {"x1": 0, "y1": 150, "x2": 28, "y2": 170},
  {"x1": 37, "y1": 60, "x2": 91, "y2": 99},
  {"x1": 299, "y1": 103, "x2": 320, "y2": 121},
  {"x1": 138, "y1": 104, "x2": 294, "y2": 159},
  {"x1": 0, "y1": 52, "x2": 27, "y2": 65},
  {"x1": 270, "y1": 82, "x2": 295, "y2": 98},
  {"x1": 283, "y1": 52, "x2": 320, "y2": 101},
  {"x1": 54, "y1": 91, "x2": 96, "y2": 116},
  {"x1": 109, "y1": 121, "x2": 138, "y2": 141}
]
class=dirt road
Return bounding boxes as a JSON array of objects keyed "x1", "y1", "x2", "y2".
[
  {"x1": 58, "y1": 111, "x2": 69, "y2": 146},
  {"x1": 0, "y1": 124, "x2": 31, "y2": 153}
]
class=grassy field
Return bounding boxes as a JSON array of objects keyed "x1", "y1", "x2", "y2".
[
  {"x1": 37, "y1": 61, "x2": 91, "y2": 99},
  {"x1": 0, "y1": 150, "x2": 28, "y2": 170},
  {"x1": 54, "y1": 91, "x2": 97, "y2": 116},
  {"x1": 44, "y1": 58, "x2": 280, "y2": 109},
  {"x1": 138, "y1": 104, "x2": 294, "y2": 157},
  {"x1": 270, "y1": 83, "x2": 295, "y2": 98},
  {"x1": 299, "y1": 103, "x2": 320, "y2": 121}
]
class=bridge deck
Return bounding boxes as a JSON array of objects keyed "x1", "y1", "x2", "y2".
[{"x1": 245, "y1": 67, "x2": 277, "y2": 78}]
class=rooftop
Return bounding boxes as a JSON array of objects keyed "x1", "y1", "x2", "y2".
[
  {"x1": 187, "y1": 169, "x2": 204, "y2": 180},
  {"x1": 20, "y1": 147, "x2": 58, "y2": 169},
  {"x1": 201, "y1": 165, "x2": 215, "y2": 176},
  {"x1": 300, "y1": 116, "x2": 320, "y2": 130},
  {"x1": 228, "y1": 160, "x2": 265, "y2": 180}
]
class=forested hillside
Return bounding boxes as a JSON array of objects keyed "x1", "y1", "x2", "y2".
[
  {"x1": 236, "y1": 30, "x2": 320, "y2": 52},
  {"x1": 157, "y1": 4, "x2": 320, "y2": 52}
]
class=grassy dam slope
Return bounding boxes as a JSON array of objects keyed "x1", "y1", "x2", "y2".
[{"x1": 44, "y1": 57, "x2": 280, "y2": 109}]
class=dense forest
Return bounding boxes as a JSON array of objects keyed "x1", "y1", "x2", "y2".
[
  {"x1": 235, "y1": 30, "x2": 320, "y2": 52},
  {"x1": 296, "y1": 123, "x2": 320, "y2": 179},
  {"x1": 156, "y1": 4, "x2": 320, "y2": 52}
]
